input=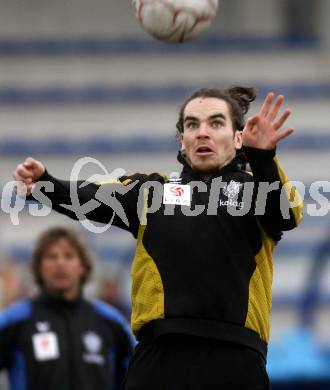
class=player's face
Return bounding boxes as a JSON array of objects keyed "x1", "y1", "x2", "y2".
[
  {"x1": 40, "y1": 238, "x2": 86, "y2": 300},
  {"x1": 181, "y1": 97, "x2": 242, "y2": 173}
]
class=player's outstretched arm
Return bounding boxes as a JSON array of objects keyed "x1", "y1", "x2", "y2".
[
  {"x1": 13, "y1": 157, "x2": 45, "y2": 196},
  {"x1": 242, "y1": 93, "x2": 303, "y2": 238},
  {"x1": 12, "y1": 158, "x2": 141, "y2": 235},
  {"x1": 242, "y1": 93, "x2": 294, "y2": 150},
  {"x1": 13, "y1": 157, "x2": 103, "y2": 221}
]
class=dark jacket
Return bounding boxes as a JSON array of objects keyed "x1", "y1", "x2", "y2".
[
  {"x1": 0, "y1": 292, "x2": 135, "y2": 390},
  {"x1": 31, "y1": 147, "x2": 303, "y2": 360}
]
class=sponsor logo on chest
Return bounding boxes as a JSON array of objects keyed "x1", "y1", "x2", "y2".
[
  {"x1": 163, "y1": 183, "x2": 191, "y2": 206},
  {"x1": 82, "y1": 331, "x2": 105, "y2": 365},
  {"x1": 32, "y1": 325, "x2": 60, "y2": 361},
  {"x1": 220, "y1": 180, "x2": 245, "y2": 209}
]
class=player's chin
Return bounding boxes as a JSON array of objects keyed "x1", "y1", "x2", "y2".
[
  {"x1": 192, "y1": 161, "x2": 220, "y2": 174},
  {"x1": 48, "y1": 279, "x2": 73, "y2": 291}
]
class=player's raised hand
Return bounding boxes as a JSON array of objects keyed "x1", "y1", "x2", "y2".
[
  {"x1": 13, "y1": 157, "x2": 45, "y2": 196},
  {"x1": 242, "y1": 93, "x2": 294, "y2": 150}
]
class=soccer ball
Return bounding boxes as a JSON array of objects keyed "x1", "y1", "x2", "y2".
[{"x1": 132, "y1": 0, "x2": 219, "y2": 43}]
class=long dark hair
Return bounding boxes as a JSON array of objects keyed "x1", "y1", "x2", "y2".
[
  {"x1": 176, "y1": 86, "x2": 257, "y2": 136},
  {"x1": 31, "y1": 227, "x2": 93, "y2": 287}
]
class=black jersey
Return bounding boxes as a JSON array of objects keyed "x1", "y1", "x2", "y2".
[
  {"x1": 0, "y1": 293, "x2": 135, "y2": 390},
  {"x1": 31, "y1": 147, "x2": 303, "y2": 360}
]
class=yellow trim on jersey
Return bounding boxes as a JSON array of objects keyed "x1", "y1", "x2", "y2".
[
  {"x1": 95, "y1": 179, "x2": 120, "y2": 185},
  {"x1": 245, "y1": 225, "x2": 275, "y2": 342},
  {"x1": 130, "y1": 189, "x2": 165, "y2": 335},
  {"x1": 158, "y1": 173, "x2": 169, "y2": 183},
  {"x1": 122, "y1": 178, "x2": 134, "y2": 186},
  {"x1": 273, "y1": 156, "x2": 304, "y2": 226},
  {"x1": 95, "y1": 178, "x2": 133, "y2": 186}
]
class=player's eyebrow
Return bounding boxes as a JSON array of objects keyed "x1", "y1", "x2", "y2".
[
  {"x1": 184, "y1": 113, "x2": 226, "y2": 123},
  {"x1": 209, "y1": 113, "x2": 226, "y2": 121},
  {"x1": 184, "y1": 115, "x2": 199, "y2": 123}
]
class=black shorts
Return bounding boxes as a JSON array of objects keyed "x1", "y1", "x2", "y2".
[{"x1": 124, "y1": 334, "x2": 271, "y2": 390}]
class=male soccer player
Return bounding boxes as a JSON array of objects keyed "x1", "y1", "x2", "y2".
[
  {"x1": 13, "y1": 87, "x2": 303, "y2": 389},
  {"x1": 0, "y1": 227, "x2": 134, "y2": 390}
]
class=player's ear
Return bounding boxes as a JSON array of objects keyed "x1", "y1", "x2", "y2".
[
  {"x1": 234, "y1": 130, "x2": 243, "y2": 150},
  {"x1": 177, "y1": 131, "x2": 184, "y2": 151},
  {"x1": 180, "y1": 139, "x2": 186, "y2": 153}
]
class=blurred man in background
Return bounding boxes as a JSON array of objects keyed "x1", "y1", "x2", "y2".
[
  {"x1": 0, "y1": 226, "x2": 134, "y2": 390},
  {"x1": 98, "y1": 273, "x2": 131, "y2": 320}
]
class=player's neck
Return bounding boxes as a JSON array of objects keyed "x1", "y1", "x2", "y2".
[{"x1": 44, "y1": 286, "x2": 81, "y2": 302}]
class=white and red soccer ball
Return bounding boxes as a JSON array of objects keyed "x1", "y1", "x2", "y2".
[{"x1": 132, "y1": 0, "x2": 219, "y2": 43}]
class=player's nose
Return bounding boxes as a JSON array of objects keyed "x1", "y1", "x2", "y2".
[
  {"x1": 196, "y1": 123, "x2": 210, "y2": 138},
  {"x1": 53, "y1": 256, "x2": 67, "y2": 266}
]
